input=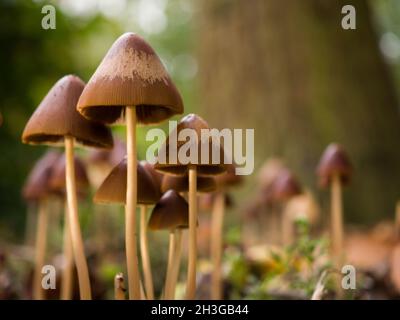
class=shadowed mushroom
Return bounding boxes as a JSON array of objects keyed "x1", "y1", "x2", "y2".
[
  {"x1": 317, "y1": 143, "x2": 352, "y2": 266},
  {"x1": 48, "y1": 154, "x2": 89, "y2": 300},
  {"x1": 271, "y1": 169, "x2": 302, "y2": 246},
  {"x1": 210, "y1": 163, "x2": 242, "y2": 300},
  {"x1": 154, "y1": 114, "x2": 227, "y2": 299},
  {"x1": 148, "y1": 190, "x2": 189, "y2": 300},
  {"x1": 77, "y1": 33, "x2": 183, "y2": 299},
  {"x1": 22, "y1": 75, "x2": 113, "y2": 300},
  {"x1": 22, "y1": 151, "x2": 61, "y2": 300},
  {"x1": 94, "y1": 158, "x2": 160, "y2": 299}
]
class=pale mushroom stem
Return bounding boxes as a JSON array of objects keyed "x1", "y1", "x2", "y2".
[
  {"x1": 211, "y1": 191, "x2": 225, "y2": 300},
  {"x1": 186, "y1": 166, "x2": 198, "y2": 299},
  {"x1": 33, "y1": 199, "x2": 48, "y2": 300},
  {"x1": 169, "y1": 229, "x2": 183, "y2": 299},
  {"x1": 114, "y1": 273, "x2": 126, "y2": 300},
  {"x1": 65, "y1": 136, "x2": 92, "y2": 300},
  {"x1": 140, "y1": 205, "x2": 154, "y2": 300},
  {"x1": 126, "y1": 106, "x2": 141, "y2": 299},
  {"x1": 331, "y1": 173, "x2": 344, "y2": 267},
  {"x1": 25, "y1": 202, "x2": 36, "y2": 247},
  {"x1": 164, "y1": 231, "x2": 176, "y2": 300},
  {"x1": 281, "y1": 203, "x2": 294, "y2": 246},
  {"x1": 61, "y1": 201, "x2": 74, "y2": 300}
]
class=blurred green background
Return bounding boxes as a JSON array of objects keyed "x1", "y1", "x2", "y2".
[{"x1": 1, "y1": 0, "x2": 400, "y2": 242}]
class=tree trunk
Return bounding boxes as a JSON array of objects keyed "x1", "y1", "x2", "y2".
[{"x1": 196, "y1": 0, "x2": 400, "y2": 223}]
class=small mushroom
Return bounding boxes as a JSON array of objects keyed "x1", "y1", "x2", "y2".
[
  {"x1": 154, "y1": 114, "x2": 227, "y2": 299},
  {"x1": 94, "y1": 158, "x2": 160, "y2": 299},
  {"x1": 77, "y1": 33, "x2": 183, "y2": 300},
  {"x1": 48, "y1": 154, "x2": 89, "y2": 300},
  {"x1": 210, "y1": 163, "x2": 242, "y2": 300},
  {"x1": 22, "y1": 151, "x2": 61, "y2": 300},
  {"x1": 317, "y1": 143, "x2": 352, "y2": 266},
  {"x1": 148, "y1": 190, "x2": 189, "y2": 299},
  {"x1": 22, "y1": 75, "x2": 113, "y2": 299},
  {"x1": 271, "y1": 169, "x2": 302, "y2": 246}
]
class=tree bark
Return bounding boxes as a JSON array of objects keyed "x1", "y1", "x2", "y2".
[{"x1": 196, "y1": 0, "x2": 400, "y2": 223}]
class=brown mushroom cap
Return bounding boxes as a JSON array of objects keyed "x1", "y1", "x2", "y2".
[
  {"x1": 148, "y1": 190, "x2": 189, "y2": 231},
  {"x1": 22, "y1": 151, "x2": 61, "y2": 202},
  {"x1": 77, "y1": 33, "x2": 183, "y2": 125},
  {"x1": 161, "y1": 174, "x2": 216, "y2": 194},
  {"x1": 140, "y1": 160, "x2": 163, "y2": 193},
  {"x1": 22, "y1": 75, "x2": 113, "y2": 149},
  {"x1": 215, "y1": 163, "x2": 243, "y2": 190},
  {"x1": 271, "y1": 169, "x2": 302, "y2": 202},
  {"x1": 154, "y1": 114, "x2": 228, "y2": 176},
  {"x1": 317, "y1": 143, "x2": 352, "y2": 188},
  {"x1": 94, "y1": 157, "x2": 160, "y2": 205},
  {"x1": 48, "y1": 153, "x2": 90, "y2": 196},
  {"x1": 88, "y1": 137, "x2": 126, "y2": 168}
]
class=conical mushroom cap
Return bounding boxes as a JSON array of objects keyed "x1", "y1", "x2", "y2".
[
  {"x1": 48, "y1": 154, "x2": 90, "y2": 196},
  {"x1": 88, "y1": 137, "x2": 126, "y2": 168},
  {"x1": 77, "y1": 33, "x2": 183, "y2": 125},
  {"x1": 271, "y1": 169, "x2": 302, "y2": 202},
  {"x1": 94, "y1": 157, "x2": 160, "y2": 205},
  {"x1": 148, "y1": 190, "x2": 189, "y2": 231},
  {"x1": 22, "y1": 151, "x2": 61, "y2": 202},
  {"x1": 22, "y1": 75, "x2": 113, "y2": 149},
  {"x1": 215, "y1": 163, "x2": 243, "y2": 190},
  {"x1": 154, "y1": 114, "x2": 228, "y2": 176},
  {"x1": 317, "y1": 143, "x2": 352, "y2": 188},
  {"x1": 140, "y1": 160, "x2": 163, "y2": 193},
  {"x1": 161, "y1": 174, "x2": 216, "y2": 193}
]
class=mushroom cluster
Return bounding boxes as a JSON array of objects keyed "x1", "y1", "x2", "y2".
[{"x1": 21, "y1": 33, "x2": 236, "y2": 301}]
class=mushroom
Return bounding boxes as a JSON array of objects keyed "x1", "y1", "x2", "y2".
[
  {"x1": 22, "y1": 75, "x2": 113, "y2": 299},
  {"x1": 256, "y1": 158, "x2": 286, "y2": 244},
  {"x1": 271, "y1": 169, "x2": 302, "y2": 246},
  {"x1": 94, "y1": 158, "x2": 160, "y2": 299},
  {"x1": 22, "y1": 151, "x2": 61, "y2": 299},
  {"x1": 48, "y1": 154, "x2": 90, "y2": 300},
  {"x1": 210, "y1": 163, "x2": 242, "y2": 300},
  {"x1": 114, "y1": 273, "x2": 126, "y2": 300},
  {"x1": 77, "y1": 33, "x2": 183, "y2": 299},
  {"x1": 154, "y1": 114, "x2": 227, "y2": 299},
  {"x1": 148, "y1": 190, "x2": 189, "y2": 299},
  {"x1": 317, "y1": 143, "x2": 352, "y2": 265}
]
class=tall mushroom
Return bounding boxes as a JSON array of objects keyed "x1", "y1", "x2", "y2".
[
  {"x1": 317, "y1": 143, "x2": 352, "y2": 266},
  {"x1": 271, "y1": 169, "x2": 302, "y2": 246},
  {"x1": 22, "y1": 151, "x2": 61, "y2": 299},
  {"x1": 77, "y1": 33, "x2": 183, "y2": 299},
  {"x1": 94, "y1": 158, "x2": 161, "y2": 299},
  {"x1": 22, "y1": 75, "x2": 113, "y2": 299},
  {"x1": 48, "y1": 154, "x2": 90, "y2": 300},
  {"x1": 154, "y1": 114, "x2": 227, "y2": 299},
  {"x1": 148, "y1": 190, "x2": 189, "y2": 299},
  {"x1": 211, "y1": 163, "x2": 242, "y2": 300}
]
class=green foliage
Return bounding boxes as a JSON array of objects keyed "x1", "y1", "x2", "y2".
[{"x1": 226, "y1": 218, "x2": 332, "y2": 299}]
